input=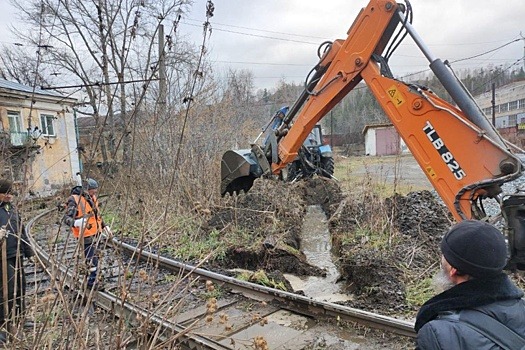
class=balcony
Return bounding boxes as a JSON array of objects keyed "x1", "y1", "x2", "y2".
[{"x1": 9, "y1": 132, "x2": 31, "y2": 146}]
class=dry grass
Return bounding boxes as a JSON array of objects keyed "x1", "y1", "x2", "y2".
[{"x1": 333, "y1": 152, "x2": 433, "y2": 196}]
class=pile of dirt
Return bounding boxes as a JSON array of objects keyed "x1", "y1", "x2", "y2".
[
  {"x1": 293, "y1": 176, "x2": 344, "y2": 216},
  {"x1": 385, "y1": 191, "x2": 453, "y2": 239},
  {"x1": 207, "y1": 178, "x2": 324, "y2": 277},
  {"x1": 385, "y1": 191, "x2": 454, "y2": 270},
  {"x1": 329, "y1": 189, "x2": 452, "y2": 314}
]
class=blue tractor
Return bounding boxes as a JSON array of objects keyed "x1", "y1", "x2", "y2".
[
  {"x1": 262, "y1": 107, "x2": 334, "y2": 183},
  {"x1": 284, "y1": 124, "x2": 334, "y2": 182}
]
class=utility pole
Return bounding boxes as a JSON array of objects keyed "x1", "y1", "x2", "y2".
[
  {"x1": 491, "y1": 82, "x2": 496, "y2": 127},
  {"x1": 330, "y1": 110, "x2": 334, "y2": 147},
  {"x1": 521, "y1": 32, "x2": 525, "y2": 71}
]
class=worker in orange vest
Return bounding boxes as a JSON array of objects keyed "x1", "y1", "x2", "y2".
[{"x1": 63, "y1": 178, "x2": 105, "y2": 290}]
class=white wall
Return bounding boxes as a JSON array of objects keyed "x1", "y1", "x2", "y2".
[{"x1": 364, "y1": 129, "x2": 377, "y2": 156}]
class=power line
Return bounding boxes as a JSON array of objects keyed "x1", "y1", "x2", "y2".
[
  {"x1": 209, "y1": 36, "x2": 522, "y2": 72},
  {"x1": 214, "y1": 60, "x2": 311, "y2": 67},
  {"x1": 212, "y1": 38, "x2": 522, "y2": 81},
  {"x1": 184, "y1": 18, "x2": 328, "y2": 40},
  {"x1": 40, "y1": 78, "x2": 159, "y2": 90},
  {"x1": 182, "y1": 23, "x2": 320, "y2": 45},
  {"x1": 450, "y1": 39, "x2": 521, "y2": 64},
  {"x1": 470, "y1": 56, "x2": 525, "y2": 95}
]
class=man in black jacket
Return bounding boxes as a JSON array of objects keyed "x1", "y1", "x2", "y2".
[
  {"x1": 415, "y1": 220, "x2": 525, "y2": 349},
  {"x1": 0, "y1": 179, "x2": 34, "y2": 344}
]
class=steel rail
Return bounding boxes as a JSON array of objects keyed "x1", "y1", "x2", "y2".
[{"x1": 115, "y1": 239, "x2": 417, "y2": 338}]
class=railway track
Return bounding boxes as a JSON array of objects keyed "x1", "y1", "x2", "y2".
[{"x1": 20, "y1": 205, "x2": 417, "y2": 349}]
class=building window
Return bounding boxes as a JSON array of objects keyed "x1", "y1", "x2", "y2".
[
  {"x1": 509, "y1": 100, "x2": 518, "y2": 111},
  {"x1": 509, "y1": 114, "x2": 517, "y2": 126},
  {"x1": 7, "y1": 110, "x2": 26, "y2": 146},
  {"x1": 500, "y1": 103, "x2": 509, "y2": 113},
  {"x1": 40, "y1": 114, "x2": 56, "y2": 136},
  {"x1": 519, "y1": 99, "x2": 525, "y2": 109}
]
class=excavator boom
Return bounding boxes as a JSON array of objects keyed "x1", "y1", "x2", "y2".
[{"x1": 220, "y1": 0, "x2": 525, "y2": 269}]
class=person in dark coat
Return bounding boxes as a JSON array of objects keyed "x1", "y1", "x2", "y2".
[
  {"x1": 0, "y1": 180, "x2": 34, "y2": 344},
  {"x1": 415, "y1": 220, "x2": 525, "y2": 349}
]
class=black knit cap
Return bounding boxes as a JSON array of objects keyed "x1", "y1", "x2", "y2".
[
  {"x1": 441, "y1": 220, "x2": 507, "y2": 278},
  {"x1": 0, "y1": 179, "x2": 13, "y2": 194}
]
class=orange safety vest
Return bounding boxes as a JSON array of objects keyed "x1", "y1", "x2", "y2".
[{"x1": 71, "y1": 194, "x2": 102, "y2": 238}]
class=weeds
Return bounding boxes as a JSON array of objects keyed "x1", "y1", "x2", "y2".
[
  {"x1": 405, "y1": 276, "x2": 436, "y2": 309},
  {"x1": 236, "y1": 270, "x2": 287, "y2": 291},
  {"x1": 351, "y1": 226, "x2": 397, "y2": 251},
  {"x1": 173, "y1": 229, "x2": 225, "y2": 262}
]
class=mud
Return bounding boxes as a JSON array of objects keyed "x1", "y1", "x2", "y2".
[{"x1": 207, "y1": 176, "x2": 453, "y2": 316}]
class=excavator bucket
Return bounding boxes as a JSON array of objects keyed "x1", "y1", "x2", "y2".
[{"x1": 220, "y1": 148, "x2": 264, "y2": 196}]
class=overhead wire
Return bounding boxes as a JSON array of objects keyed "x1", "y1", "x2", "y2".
[
  {"x1": 449, "y1": 39, "x2": 521, "y2": 64},
  {"x1": 183, "y1": 18, "x2": 328, "y2": 40},
  {"x1": 182, "y1": 4, "x2": 520, "y2": 88},
  {"x1": 10, "y1": 1, "x2": 523, "y2": 104},
  {"x1": 13, "y1": 0, "x2": 184, "y2": 195},
  {"x1": 469, "y1": 56, "x2": 525, "y2": 96},
  {"x1": 386, "y1": 37, "x2": 524, "y2": 86},
  {"x1": 7, "y1": 2, "x2": 521, "y2": 91},
  {"x1": 182, "y1": 22, "x2": 319, "y2": 45},
  {"x1": 181, "y1": 17, "x2": 514, "y2": 47}
]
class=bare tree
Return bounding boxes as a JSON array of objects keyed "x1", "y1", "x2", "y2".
[
  {"x1": 0, "y1": 48, "x2": 51, "y2": 87},
  {"x1": 8, "y1": 0, "x2": 193, "y2": 166}
]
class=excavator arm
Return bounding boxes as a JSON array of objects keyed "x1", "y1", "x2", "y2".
[{"x1": 220, "y1": 0, "x2": 525, "y2": 268}]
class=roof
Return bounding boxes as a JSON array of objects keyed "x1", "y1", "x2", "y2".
[
  {"x1": 0, "y1": 78, "x2": 72, "y2": 100},
  {"x1": 76, "y1": 114, "x2": 125, "y2": 130},
  {"x1": 76, "y1": 116, "x2": 96, "y2": 129},
  {"x1": 362, "y1": 123, "x2": 394, "y2": 135}
]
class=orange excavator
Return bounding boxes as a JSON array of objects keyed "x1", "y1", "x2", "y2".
[{"x1": 220, "y1": 0, "x2": 525, "y2": 269}]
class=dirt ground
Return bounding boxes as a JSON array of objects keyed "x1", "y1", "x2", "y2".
[{"x1": 206, "y1": 172, "x2": 454, "y2": 318}]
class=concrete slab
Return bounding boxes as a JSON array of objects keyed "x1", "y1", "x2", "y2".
[
  {"x1": 183, "y1": 300, "x2": 279, "y2": 342},
  {"x1": 175, "y1": 298, "x2": 237, "y2": 324},
  {"x1": 219, "y1": 321, "x2": 304, "y2": 349}
]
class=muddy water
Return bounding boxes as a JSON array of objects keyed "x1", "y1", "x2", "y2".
[{"x1": 284, "y1": 205, "x2": 352, "y2": 303}]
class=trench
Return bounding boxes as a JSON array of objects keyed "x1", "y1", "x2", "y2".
[{"x1": 284, "y1": 205, "x2": 351, "y2": 303}]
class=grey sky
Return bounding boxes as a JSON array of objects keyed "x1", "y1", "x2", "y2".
[
  {"x1": 185, "y1": 0, "x2": 525, "y2": 90},
  {"x1": 1, "y1": 0, "x2": 524, "y2": 91}
]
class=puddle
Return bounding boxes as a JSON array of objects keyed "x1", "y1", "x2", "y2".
[{"x1": 284, "y1": 205, "x2": 352, "y2": 303}]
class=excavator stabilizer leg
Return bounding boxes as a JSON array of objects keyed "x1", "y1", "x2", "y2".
[{"x1": 501, "y1": 194, "x2": 525, "y2": 270}]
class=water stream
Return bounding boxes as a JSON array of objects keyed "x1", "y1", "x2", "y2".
[{"x1": 284, "y1": 205, "x2": 352, "y2": 303}]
